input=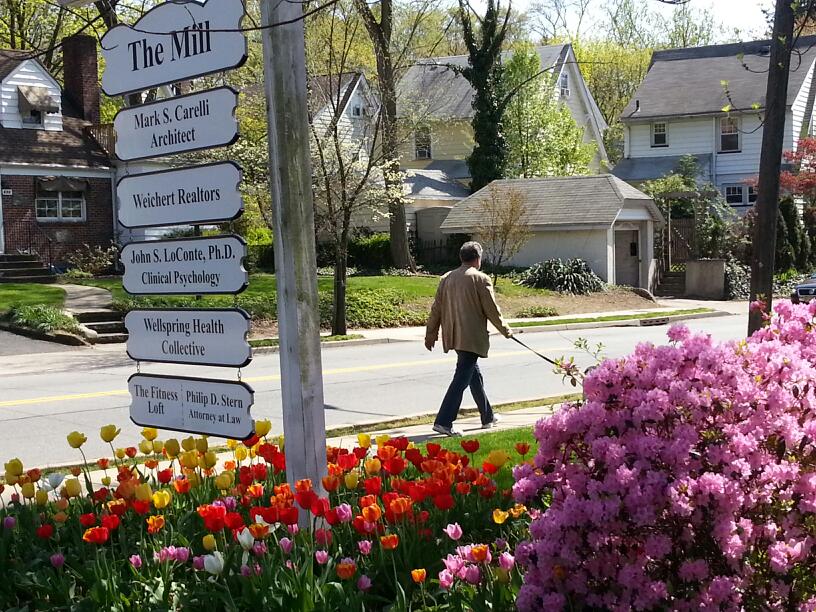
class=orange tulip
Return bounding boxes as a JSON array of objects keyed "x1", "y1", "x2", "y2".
[
  {"x1": 295, "y1": 479, "x2": 312, "y2": 493},
  {"x1": 362, "y1": 504, "x2": 382, "y2": 523},
  {"x1": 321, "y1": 475, "x2": 340, "y2": 493},
  {"x1": 411, "y1": 568, "x2": 427, "y2": 584},
  {"x1": 380, "y1": 533, "x2": 399, "y2": 550},
  {"x1": 146, "y1": 515, "x2": 165, "y2": 534},
  {"x1": 248, "y1": 522, "x2": 269, "y2": 539},
  {"x1": 471, "y1": 544, "x2": 489, "y2": 562}
]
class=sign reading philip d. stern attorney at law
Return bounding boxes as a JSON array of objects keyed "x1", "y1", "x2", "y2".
[
  {"x1": 117, "y1": 162, "x2": 243, "y2": 228},
  {"x1": 121, "y1": 235, "x2": 248, "y2": 295},
  {"x1": 100, "y1": 0, "x2": 247, "y2": 97},
  {"x1": 114, "y1": 87, "x2": 238, "y2": 161},
  {"x1": 129, "y1": 373, "x2": 254, "y2": 439},
  {"x1": 125, "y1": 308, "x2": 252, "y2": 367}
]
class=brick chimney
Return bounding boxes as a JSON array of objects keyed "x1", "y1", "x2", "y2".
[{"x1": 62, "y1": 34, "x2": 100, "y2": 124}]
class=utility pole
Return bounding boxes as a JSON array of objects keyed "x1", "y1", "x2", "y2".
[
  {"x1": 748, "y1": 0, "x2": 796, "y2": 336},
  {"x1": 260, "y1": 0, "x2": 328, "y2": 507}
]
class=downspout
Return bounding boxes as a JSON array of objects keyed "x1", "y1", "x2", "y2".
[{"x1": 711, "y1": 117, "x2": 718, "y2": 187}]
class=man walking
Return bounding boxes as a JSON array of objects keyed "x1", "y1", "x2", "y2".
[{"x1": 425, "y1": 241, "x2": 513, "y2": 437}]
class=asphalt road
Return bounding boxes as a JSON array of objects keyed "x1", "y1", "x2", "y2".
[
  {"x1": 0, "y1": 329, "x2": 82, "y2": 356},
  {"x1": 0, "y1": 315, "x2": 749, "y2": 467}
]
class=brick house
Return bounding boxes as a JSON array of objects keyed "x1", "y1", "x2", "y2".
[{"x1": 0, "y1": 34, "x2": 114, "y2": 267}]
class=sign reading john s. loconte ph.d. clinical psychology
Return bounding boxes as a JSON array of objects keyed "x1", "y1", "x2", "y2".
[
  {"x1": 114, "y1": 87, "x2": 238, "y2": 161},
  {"x1": 125, "y1": 308, "x2": 252, "y2": 367},
  {"x1": 100, "y1": 0, "x2": 247, "y2": 97},
  {"x1": 120, "y1": 235, "x2": 248, "y2": 295},
  {"x1": 117, "y1": 161, "x2": 243, "y2": 228},
  {"x1": 129, "y1": 373, "x2": 254, "y2": 439}
]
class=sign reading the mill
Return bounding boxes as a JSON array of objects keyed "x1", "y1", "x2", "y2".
[
  {"x1": 114, "y1": 87, "x2": 239, "y2": 161},
  {"x1": 120, "y1": 235, "x2": 248, "y2": 295},
  {"x1": 117, "y1": 162, "x2": 243, "y2": 228},
  {"x1": 100, "y1": 0, "x2": 247, "y2": 96}
]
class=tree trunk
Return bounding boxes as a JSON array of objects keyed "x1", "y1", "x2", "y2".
[
  {"x1": 332, "y1": 244, "x2": 348, "y2": 336},
  {"x1": 748, "y1": 0, "x2": 795, "y2": 335}
]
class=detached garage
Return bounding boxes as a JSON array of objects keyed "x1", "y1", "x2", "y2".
[{"x1": 440, "y1": 175, "x2": 665, "y2": 291}]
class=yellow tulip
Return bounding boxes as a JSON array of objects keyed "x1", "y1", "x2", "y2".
[
  {"x1": 276, "y1": 435, "x2": 285, "y2": 451},
  {"x1": 115, "y1": 448, "x2": 126, "y2": 460},
  {"x1": 4, "y1": 472, "x2": 19, "y2": 486},
  {"x1": 180, "y1": 451, "x2": 198, "y2": 470},
  {"x1": 138, "y1": 440, "x2": 153, "y2": 455},
  {"x1": 164, "y1": 438, "x2": 180, "y2": 458},
  {"x1": 375, "y1": 434, "x2": 389, "y2": 448},
  {"x1": 344, "y1": 472, "x2": 359, "y2": 489},
  {"x1": 195, "y1": 437, "x2": 209, "y2": 453},
  {"x1": 364, "y1": 458, "x2": 381, "y2": 475},
  {"x1": 64, "y1": 478, "x2": 81, "y2": 498},
  {"x1": 199, "y1": 451, "x2": 217, "y2": 470},
  {"x1": 4, "y1": 458, "x2": 23, "y2": 477},
  {"x1": 226, "y1": 439, "x2": 238, "y2": 450},
  {"x1": 254, "y1": 419, "x2": 272, "y2": 437},
  {"x1": 203, "y1": 534, "x2": 217, "y2": 551},
  {"x1": 135, "y1": 483, "x2": 153, "y2": 503},
  {"x1": 187, "y1": 472, "x2": 201, "y2": 489},
  {"x1": 234, "y1": 446, "x2": 248, "y2": 461},
  {"x1": 181, "y1": 436, "x2": 196, "y2": 452},
  {"x1": 141, "y1": 427, "x2": 158, "y2": 441},
  {"x1": 99, "y1": 424, "x2": 120, "y2": 443},
  {"x1": 249, "y1": 446, "x2": 257, "y2": 459},
  {"x1": 152, "y1": 489, "x2": 172, "y2": 509},
  {"x1": 357, "y1": 433, "x2": 371, "y2": 449},
  {"x1": 492, "y1": 508, "x2": 509, "y2": 525},
  {"x1": 152, "y1": 440, "x2": 164, "y2": 454},
  {"x1": 21, "y1": 482, "x2": 35, "y2": 499},
  {"x1": 486, "y1": 450, "x2": 510, "y2": 469},
  {"x1": 66, "y1": 431, "x2": 87, "y2": 449},
  {"x1": 214, "y1": 472, "x2": 233, "y2": 491},
  {"x1": 35, "y1": 489, "x2": 48, "y2": 506}
]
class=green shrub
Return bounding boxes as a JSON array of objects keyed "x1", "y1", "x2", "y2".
[
  {"x1": 514, "y1": 305, "x2": 559, "y2": 318},
  {"x1": 319, "y1": 289, "x2": 425, "y2": 328},
  {"x1": 60, "y1": 269, "x2": 93, "y2": 280},
  {"x1": 517, "y1": 258, "x2": 604, "y2": 294},
  {"x1": 724, "y1": 259, "x2": 750, "y2": 300},
  {"x1": 235, "y1": 294, "x2": 277, "y2": 320},
  {"x1": 348, "y1": 233, "x2": 392, "y2": 270},
  {"x1": 65, "y1": 244, "x2": 119, "y2": 276},
  {"x1": 246, "y1": 244, "x2": 275, "y2": 272},
  {"x1": 7, "y1": 305, "x2": 79, "y2": 333}
]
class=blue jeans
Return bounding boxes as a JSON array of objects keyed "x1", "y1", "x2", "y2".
[{"x1": 435, "y1": 351, "x2": 494, "y2": 428}]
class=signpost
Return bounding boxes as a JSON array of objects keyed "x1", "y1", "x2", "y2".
[
  {"x1": 129, "y1": 373, "x2": 254, "y2": 439},
  {"x1": 117, "y1": 162, "x2": 244, "y2": 228},
  {"x1": 114, "y1": 87, "x2": 239, "y2": 161},
  {"x1": 100, "y1": 0, "x2": 247, "y2": 96},
  {"x1": 125, "y1": 308, "x2": 252, "y2": 367},
  {"x1": 121, "y1": 235, "x2": 248, "y2": 295}
]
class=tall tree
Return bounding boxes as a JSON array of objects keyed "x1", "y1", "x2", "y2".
[
  {"x1": 475, "y1": 184, "x2": 532, "y2": 284},
  {"x1": 457, "y1": 0, "x2": 512, "y2": 192}
]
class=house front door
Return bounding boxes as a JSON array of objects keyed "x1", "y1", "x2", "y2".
[{"x1": 614, "y1": 229, "x2": 640, "y2": 287}]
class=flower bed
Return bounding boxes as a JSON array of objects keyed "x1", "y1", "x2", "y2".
[
  {"x1": 0, "y1": 425, "x2": 531, "y2": 609},
  {"x1": 513, "y1": 300, "x2": 816, "y2": 610}
]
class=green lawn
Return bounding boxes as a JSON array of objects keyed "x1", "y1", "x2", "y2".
[
  {"x1": 0, "y1": 283, "x2": 66, "y2": 314},
  {"x1": 510, "y1": 307, "x2": 714, "y2": 328},
  {"x1": 249, "y1": 334, "x2": 364, "y2": 347}
]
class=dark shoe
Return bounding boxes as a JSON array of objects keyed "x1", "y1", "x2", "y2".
[{"x1": 433, "y1": 424, "x2": 462, "y2": 437}]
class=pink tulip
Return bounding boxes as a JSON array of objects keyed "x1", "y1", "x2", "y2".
[
  {"x1": 357, "y1": 540, "x2": 372, "y2": 555},
  {"x1": 357, "y1": 574, "x2": 372, "y2": 591},
  {"x1": 129, "y1": 554, "x2": 143, "y2": 569},
  {"x1": 279, "y1": 537, "x2": 293, "y2": 555},
  {"x1": 443, "y1": 523, "x2": 463, "y2": 541},
  {"x1": 498, "y1": 552, "x2": 515, "y2": 571},
  {"x1": 439, "y1": 569, "x2": 455, "y2": 590},
  {"x1": 315, "y1": 550, "x2": 329, "y2": 565}
]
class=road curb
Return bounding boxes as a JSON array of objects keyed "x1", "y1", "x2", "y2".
[
  {"x1": 251, "y1": 337, "x2": 410, "y2": 354},
  {"x1": 511, "y1": 309, "x2": 729, "y2": 335},
  {"x1": 0, "y1": 320, "x2": 88, "y2": 346}
]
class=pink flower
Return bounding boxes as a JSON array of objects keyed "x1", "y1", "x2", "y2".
[
  {"x1": 193, "y1": 556, "x2": 205, "y2": 571},
  {"x1": 252, "y1": 541, "x2": 268, "y2": 557},
  {"x1": 439, "y1": 569, "x2": 455, "y2": 590},
  {"x1": 443, "y1": 522, "x2": 463, "y2": 541},
  {"x1": 498, "y1": 552, "x2": 515, "y2": 571},
  {"x1": 3, "y1": 517, "x2": 16, "y2": 530},
  {"x1": 50, "y1": 553, "x2": 65, "y2": 569},
  {"x1": 357, "y1": 574, "x2": 372, "y2": 591},
  {"x1": 315, "y1": 550, "x2": 329, "y2": 565},
  {"x1": 279, "y1": 537, "x2": 293, "y2": 555},
  {"x1": 130, "y1": 554, "x2": 143, "y2": 569},
  {"x1": 463, "y1": 564, "x2": 481, "y2": 585},
  {"x1": 357, "y1": 540, "x2": 372, "y2": 555},
  {"x1": 287, "y1": 524, "x2": 299, "y2": 536},
  {"x1": 336, "y1": 503, "x2": 353, "y2": 523}
]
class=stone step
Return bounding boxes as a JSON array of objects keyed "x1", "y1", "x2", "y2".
[
  {"x1": 0, "y1": 266, "x2": 51, "y2": 278},
  {"x1": 94, "y1": 333, "x2": 129, "y2": 344},
  {"x1": 74, "y1": 309, "x2": 123, "y2": 324},
  {"x1": 0, "y1": 254, "x2": 40, "y2": 263},
  {"x1": 0, "y1": 261, "x2": 50, "y2": 270},
  {"x1": 85, "y1": 321, "x2": 127, "y2": 334},
  {"x1": 0, "y1": 275, "x2": 57, "y2": 284}
]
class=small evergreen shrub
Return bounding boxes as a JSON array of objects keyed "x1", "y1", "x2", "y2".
[
  {"x1": 514, "y1": 305, "x2": 559, "y2": 318},
  {"x1": 517, "y1": 258, "x2": 603, "y2": 294},
  {"x1": 7, "y1": 305, "x2": 79, "y2": 333},
  {"x1": 724, "y1": 259, "x2": 750, "y2": 300},
  {"x1": 348, "y1": 233, "x2": 392, "y2": 270}
]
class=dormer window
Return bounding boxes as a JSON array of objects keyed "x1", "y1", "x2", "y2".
[
  {"x1": 17, "y1": 86, "x2": 58, "y2": 129},
  {"x1": 352, "y1": 105, "x2": 362, "y2": 117},
  {"x1": 559, "y1": 71, "x2": 570, "y2": 97}
]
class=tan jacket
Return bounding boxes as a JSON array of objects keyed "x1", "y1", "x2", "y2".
[{"x1": 425, "y1": 265, "x2": 512, "y2": 358}]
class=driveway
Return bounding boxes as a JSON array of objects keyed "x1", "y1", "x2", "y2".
[{"x1": 0, "y1": 329, "x2": 82, "y2": 356}]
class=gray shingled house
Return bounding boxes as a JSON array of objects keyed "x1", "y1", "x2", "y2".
[{"x1": 440, "y1": 175, "x2": 664, "y2": 291}]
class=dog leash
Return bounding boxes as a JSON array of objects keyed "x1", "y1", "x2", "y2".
[{"x1": 509, "y1": 334, "x2": 560, "y2": 367}]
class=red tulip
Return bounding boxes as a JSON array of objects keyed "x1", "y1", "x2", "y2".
[
  {"x1": 460, "y1": 439, "x2": 480, "y2": 454},
  {"x1": 79, "y1": 513, "x2": 97, "y2": 528},
  {"x1": 36, "y1": 524, "x2": 54, "y2": 539}
]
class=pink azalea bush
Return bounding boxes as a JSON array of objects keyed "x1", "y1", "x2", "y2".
[{"x1": 514, "y1": 300, "x2": 816, "y2": 610}]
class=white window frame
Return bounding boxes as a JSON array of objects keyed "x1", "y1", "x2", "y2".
[
  {"x1": 651, "y1": 122, "x2": 668, "y2": 147},
  {"x1": 35, "y1": 191, "x2": 86, "y2": 223},
  {"x1": 21, "y1": 108, "x2": 43, "y2": 128},
  {"x1": 414, "y1": 125, "x2": 432, "y2": 160},
  {"x1": 719, "y1": 116, "x2": 741, "y2": 153},
  {"x1": 747, "y1": 185, "x2": 758, "y2": 204},
  {"x1": 723, "y1": 184, "x2": 749, "y2": 207},
  {"x1": 559, "y1": 71, "x2": 570, "y2": 97}
]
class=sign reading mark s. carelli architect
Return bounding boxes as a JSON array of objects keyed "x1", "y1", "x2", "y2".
[
  {"x1": 121, "y1": 235, "x2": 248, "y2": 295},
  {"x1": 125, "y1": 308, "x2": 252, "y2": 367},
  {"x1": 114, "y1": 87, "x2": 239, "y2": 161},
  {"x1": 100, "y1": 0, "x2": 247, "y2": 96},
  {"x1": 117, "y1": 162, "x2": 243, "y2": 228},
  {"x1": 129, "y1": 373, "x2": 254, "y2": 439}
]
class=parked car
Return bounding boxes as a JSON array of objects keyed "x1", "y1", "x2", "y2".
[{"x1": 791, "y1": 273, "x2": 816, "y2": 303}]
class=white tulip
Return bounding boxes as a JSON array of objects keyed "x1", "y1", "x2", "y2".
[
  {"x1": 204, "y1": 551, "x2": 224, "y2": 575},
  {"x1": 236, "y1": 527, "x2": 255, "y2": 552}
]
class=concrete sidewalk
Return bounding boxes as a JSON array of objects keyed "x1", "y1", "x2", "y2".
[{"x1": 62, "y1": 284, "x2": 113, "y2": 312}]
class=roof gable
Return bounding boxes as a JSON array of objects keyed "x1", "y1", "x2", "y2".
[{"x1": 622, "y1": 35, "x2": 816, "y2": 120}]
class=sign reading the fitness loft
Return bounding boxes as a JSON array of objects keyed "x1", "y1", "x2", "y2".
[
  {"x1": 121, "y1": 235, "x2": 248, "y2": 295},
  {"x1": 125, "y1": 308, "x2": 252, "y2": 367},
  {"x1": 129, "y1": 373, "x2": 254, "y2": 439},
  {"x1": 100, "y1": 0, "x2": 247, "y2": 96},
  {"x1": 114, "y1": 87, "x2": 239, "y2": 161},
  {"x1": 117, "y1": 162, "x2": 243, "y2": 228}
]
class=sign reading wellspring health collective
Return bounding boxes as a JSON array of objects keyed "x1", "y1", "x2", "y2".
[{"x1": 100, "y1": 0, "x2": 247, "y2": 96}]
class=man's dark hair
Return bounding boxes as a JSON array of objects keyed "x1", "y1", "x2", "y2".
[{"x1": 459, "y1": 241, "x2": 483, "y2": 263}]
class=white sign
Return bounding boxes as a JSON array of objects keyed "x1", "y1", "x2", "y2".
[
  {"x1": 125, "y1": 308, "x2": 252, "y2": 367},
  {"x1": 121, "y1": 235, "x2": 248, "y2": 295},
  {"x1": 114, "y1": 87, "x2": 239, "y2": 161},
  {"x1": 1, "y1": 189, "x2": 11, "y2": 196},
  {"x1": 117, "y1": 162, "x2": 243, "y2": 228},
  {"x1": 129, "y1": 373, "x2": 254, "y2": 438},
  {"x1": 100, "y1": 0, "x2": 247, "y2": 96}
]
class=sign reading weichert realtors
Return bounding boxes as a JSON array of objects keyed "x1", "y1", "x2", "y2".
[
  {"x1": 100, "y1": 0, "x2": 247, "y2": 96},
  {"x1": 121, "y1": 235, "x2": 248, "y2": 295},
  {"x1": 114, "y1": 87, "x2": 239, "y2": 161},
  {"x1": 125, "y1": 308, "x2": 252, "y2": 367},
  {"x1": 129, "y1": 373, "x2": 254, "y2": 439},
  {"x1": 117, "y1": 162, "x2": 243, "y2": 228}
]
